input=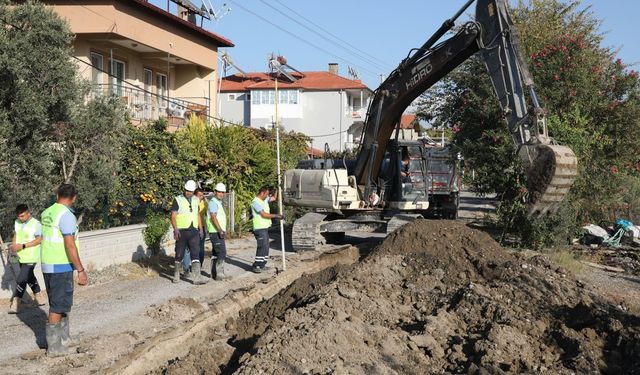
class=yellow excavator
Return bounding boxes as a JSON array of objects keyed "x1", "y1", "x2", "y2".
[{"x1": 283, "y1": 0, "x2": 578, "y2": 250}]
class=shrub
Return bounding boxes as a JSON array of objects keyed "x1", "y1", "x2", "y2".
[{"x1": 143, "y1": 211, "x2": 170, "y2": 254}]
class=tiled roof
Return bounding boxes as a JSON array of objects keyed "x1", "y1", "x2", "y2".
[
  {"x1": 221, "y1": 71, "x2": 371, "y2": 92},
  {"x1": 47, "y1": 0, "x2": 234, "y2": 47},
  {"x1": 130, "y1": 0, "x2": 234, "y2": 47},
  {"x1": 400, "y1": 114, "x2": 417, "y2": 129}
]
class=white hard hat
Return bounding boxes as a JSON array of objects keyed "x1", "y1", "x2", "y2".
[
  {"x1": 184, "y1": 180, "x2": 197, "y2": 192},
  {"x1": 215, "y1": 182, "x2": 226, "y2": 192}
]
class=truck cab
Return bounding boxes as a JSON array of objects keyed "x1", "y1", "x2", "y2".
[{"x1": 425, "y1": 146, "x2": 460, "y2": 219}]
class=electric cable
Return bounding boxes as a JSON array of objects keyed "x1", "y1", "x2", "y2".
[
  {"x1": 272, "y1": 0, "x2": 393, "y2": 70},
  {"x1": 226, "y1": 0, "x2": 380, "y2": 81},
  {"x1": 258, "y1": 0, "x2": 390, "y2": 72}
]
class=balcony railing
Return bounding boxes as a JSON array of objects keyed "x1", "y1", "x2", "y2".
[
  {"x1": 88, "y1": 84, "x2": 209, "y2": 127},
  {"x1": 347, "y1": 106, "x2": 367, "y2": 119}
]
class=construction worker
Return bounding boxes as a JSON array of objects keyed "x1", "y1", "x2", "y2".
[
  {"x1": 207, "y1": 183, "x2": 228, "y2": 280},
  {"x1": 196, "y1": 188, "x2": 207, "y2": 265},
  {"x1": 8, "y1": 204, "x2": 45, "y2": 314},
  {"x1": 40, "y1": 184, "x2": 87, "y2": 357},
  {"x1": 171, "y1": 180, "x2": 207, "y2": 284},
  {"x1": 251, "y1": 186, "x2": 283, "y2": 273},
  {"x1": 181, "y1": 188, "x2": 207, "y2": 276}
]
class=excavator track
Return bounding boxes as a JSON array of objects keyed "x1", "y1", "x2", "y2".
[{"x1": 519, "y1": 144, "x2": 578, "y2": 216}]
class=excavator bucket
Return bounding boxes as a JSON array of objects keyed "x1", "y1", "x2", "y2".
[{"x1": 518, "y1": 144, "x2": 578, "y2": 216}]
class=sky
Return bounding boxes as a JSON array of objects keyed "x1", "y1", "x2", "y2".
[{"x1": 152, "y1": 0, "x2": 639, "y2": 90}]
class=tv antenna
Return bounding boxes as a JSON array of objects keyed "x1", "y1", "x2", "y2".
[
  {"x1": 347, "y1": 66, "x2": 359, "y2": 80},
  {"x1": 200, "y1": 0, "x2": 231, "y2": 22}
]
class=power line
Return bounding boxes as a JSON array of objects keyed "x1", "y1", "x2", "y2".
[
  {"x1": 307, "y1": 130, "x2": 347, "y2": 138},
  {"x1": 258, "y1": 0, "x2": 390, "y2": 72},
  {"x1": 273, "y1": 0, "x2": 394, "y2": 71},
  {"x1": 226, "y1": 0, "x2": 380, "y2": 81}
]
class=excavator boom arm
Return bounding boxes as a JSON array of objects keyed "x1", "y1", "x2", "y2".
[{"x1": 353, "y1": 0, "x2": 577, "y2": 215}]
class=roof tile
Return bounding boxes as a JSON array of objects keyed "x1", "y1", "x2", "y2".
[{"x1": 221, "y1": 71, "x2": 371, "y2": 92}]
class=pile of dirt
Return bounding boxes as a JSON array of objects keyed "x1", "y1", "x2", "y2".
[
  {"x1": 145, "y1": 297, "x2": 205, "y2": 323},
  {"x1": 166, "y1": 220, "x2": 640, "y2": 374}
]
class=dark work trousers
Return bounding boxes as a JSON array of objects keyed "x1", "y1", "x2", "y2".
[
  {"x1": 198, "y1": 235, "x2": 205, "y2": 264},
  {"x1": 210, "y1": 233, "x2": 227, "y2": 261},
  {"x1": 252, "y1": 229, "x2": 270, "y2": 268},
  {"x1": 13, "y1": 263, "x2": 41, "y2": 299},
  {"x1": 182, "y1": 235, "x2": 206, "y2": 270},
  {"x1": 175, "y1": 228, "x2": 201, "y2": 264}
]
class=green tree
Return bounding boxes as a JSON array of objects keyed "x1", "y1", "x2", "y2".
[
  {"x1": 0, "y1": 0, "x2": 79, "y2": 233},
  {"x1": 54, "y1": 94, "x2": 129, "y2": 227},
  {"x1": 110, "y1": 119, "x2": 196, "y2": 225}
]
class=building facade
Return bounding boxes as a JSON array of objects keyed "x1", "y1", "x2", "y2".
[
  {"x1": 219, "y1": 64, "x2": 373, "y2": 152},
  {"x1": 46, "y1": 0, "x2": 233, "y2": 130}
]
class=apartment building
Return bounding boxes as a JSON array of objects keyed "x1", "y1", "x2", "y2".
[
  {"x1": 46, "y1": 0, "x2": 233, "y2": 129},
  {"x1": 219, "y1": 63, "x2": 373, "y2": 152}
]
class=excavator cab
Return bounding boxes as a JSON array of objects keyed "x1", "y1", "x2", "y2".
[{"x1": 379, "y1": 141, "x2": 431, "y2": 211}]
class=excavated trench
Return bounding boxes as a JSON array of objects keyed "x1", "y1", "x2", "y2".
[{"x1": 155, "y1": 220, "x2": 640, "y2": 375}]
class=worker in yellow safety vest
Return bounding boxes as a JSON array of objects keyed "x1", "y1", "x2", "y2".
[
  {"x1": 40, "y1": 184, "x2": 87, "y2": 357},
  {"x1": 8, "y1": 204, "x2": 46, "y2": 314},
  {"x1": 208, "y1": 183, "x2": 229, "y2": 280},
  {"x1": 170, "y1": 180, "x2": 207, "y2": 285},
  {"x1": 250, "y1": 186, "x2": 283, "y2": 273}
]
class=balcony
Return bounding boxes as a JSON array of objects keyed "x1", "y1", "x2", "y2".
[{"x1": 89, "y1": 84, "x2": 208, "y2": 130}]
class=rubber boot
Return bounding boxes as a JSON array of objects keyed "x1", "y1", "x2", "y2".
[
  {"x1": 215, "y1": 260, "x2": 228, "y2": 280},
  {"x1": 61, "y1": 315, "x2": 79, "y2": 348},
  {"x1": 211, "y1": 258, "x2": 217, "y2": 280},
  {"x1": 192, "y1": 261, "x2": 208, "y2": 285},
  {"x1": 46, "y1": 323, "x2": 76, "y2": 357},
  {"x1": 173, "y1": 261, "x2": 182, "y2": 283},
  {"x1": 8, "y1": 298, "x2": 19, "y2": 314},
  {"x1": 33, "y1": 292, "x2": 46, "y2": 306}
]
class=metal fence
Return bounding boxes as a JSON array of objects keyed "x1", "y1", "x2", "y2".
[{"x1": 88, "y1": 84, "x2": 208, "y2": 126}]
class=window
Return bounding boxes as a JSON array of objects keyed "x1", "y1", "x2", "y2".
[
  {"x1": 287, "y1": 90, "x2": 298, "y2": 104},
  {"x1": 90, "y1": 52, "x2": 104, "y2": 89},
  {"x1": 108, "y1": 58, "x2": 125, "y2": 96},
  {"x1": 267, "y1": 90, "x2": 275, "y2": 104},
  {"x1": 251, "y1": 90, "x2": 299, "y2": 105},
  {"x1": 143, "y1": 69, "x2": 153, "y2": 117},
  {"x1": 156, "y1": 73, "x2": 168, "y2": 108},
  {"x1": 144, "y1": 69, "x2": 153, "y2": 91},
  {"x1": 228, "y1": 94, "x2": 236, "y2": 101}
]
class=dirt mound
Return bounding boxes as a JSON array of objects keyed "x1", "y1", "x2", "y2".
[
  {"x1": 145, "y1": 297, "x2": 205, "y2": 323},
  {"x1": 164, "y1": 220, "x2": 640, "y2": 374}
]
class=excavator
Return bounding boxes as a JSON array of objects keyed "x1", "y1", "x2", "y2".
[{"x1": 283, "y1": 0, "x2": 578, "y2": 251}]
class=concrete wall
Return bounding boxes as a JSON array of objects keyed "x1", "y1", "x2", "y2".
[
  {"x1": 219, "y1": 91, "x2": 248, "y2": 125},
  {"x1": 0, "y1": 224, "x2": 159, "y2": 299}
]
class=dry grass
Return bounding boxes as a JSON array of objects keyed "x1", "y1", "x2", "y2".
[{"x1": 547, "y1": 249, "x2": 585, "y2": 274}]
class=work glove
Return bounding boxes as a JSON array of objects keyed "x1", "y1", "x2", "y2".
[
  {"x1": 218, "y1": 231, "x2": 225, "y2": 240},
  {"x1": 173, "y1": 229, "x2": 181, "y2": 241},
  {"x1": 275, "y1": 214, "x2": 284, "y2": 221}
]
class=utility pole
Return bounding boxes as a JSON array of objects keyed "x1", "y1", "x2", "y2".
[{"x1": 274, "y1": 74, "x2": 286, "y2": 271}]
